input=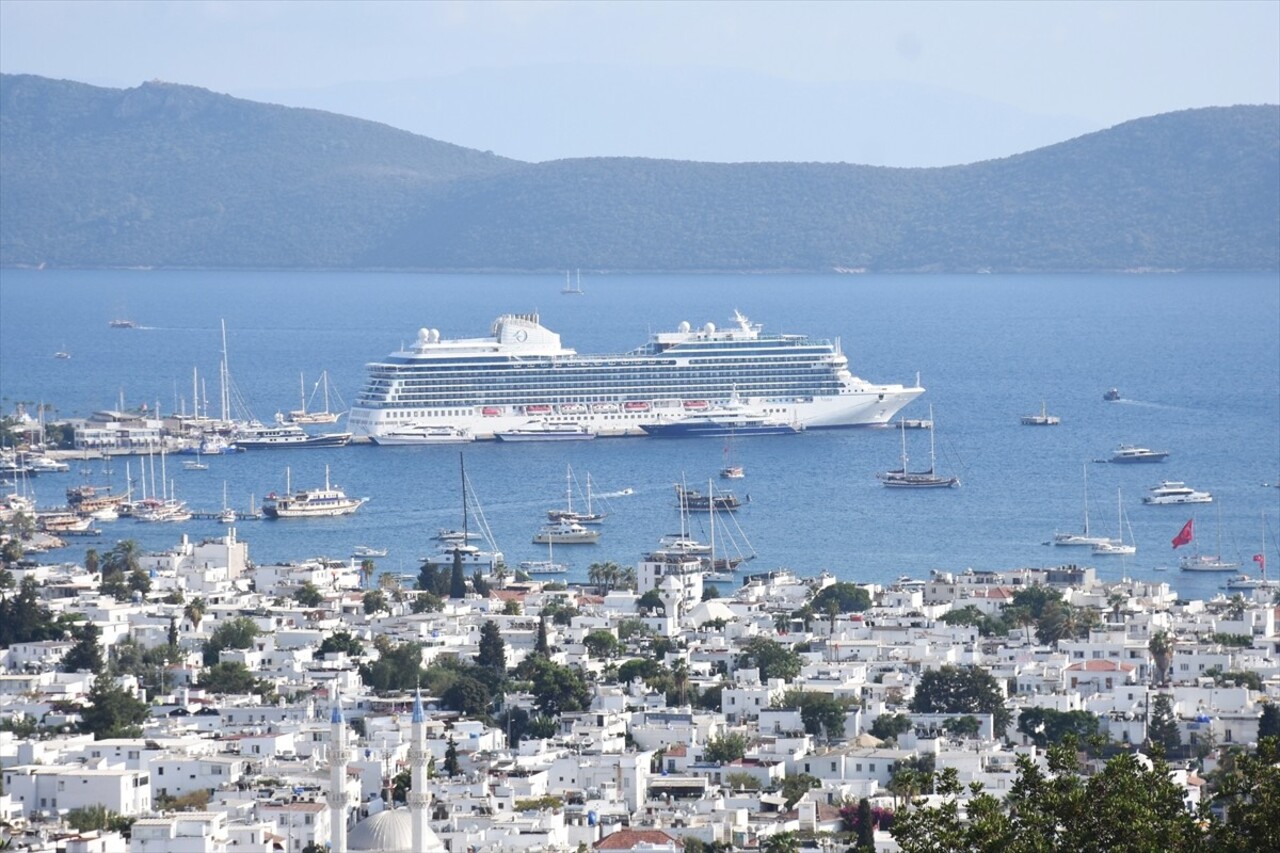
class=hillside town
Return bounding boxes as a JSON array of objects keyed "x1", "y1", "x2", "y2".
[{"x1": 0, "y1": 521, "x2": 1277, "y2": 853}]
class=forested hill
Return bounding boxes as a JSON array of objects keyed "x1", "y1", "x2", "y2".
[{"x1": 2, "y1": 74, "x2": 1276, "y2": 272}]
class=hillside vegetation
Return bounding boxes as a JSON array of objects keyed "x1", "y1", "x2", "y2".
[{"x1": 2, "y1": 74, "x2": 1276, "y2": 272}]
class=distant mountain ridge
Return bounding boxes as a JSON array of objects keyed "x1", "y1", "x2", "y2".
[{"x1": 1, "y1": 74, "x2": 1276, "y2": 272}]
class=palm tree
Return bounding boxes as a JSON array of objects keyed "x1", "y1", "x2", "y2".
[
  {"x1": 1149, "y1": 630, "x2": 1174, "y2": 686},
  {"x1": 360, "y1": 559, "x2": 377, "y2": 590},
  {"x1": 183, "y1": 597, "x2": 206, "y2": 632}
]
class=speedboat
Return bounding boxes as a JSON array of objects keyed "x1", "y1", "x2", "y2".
[
  {"x1": 1142, "y1": 481, "x2": 1212, "y2": 505},
  {"x1": 675, "y1": 484, "x2": 744, "y2": 511},
  {"x1": 1108, "y1": 445, "x2": 1169, "y2": 463},
  {"x1": 352, "y1": 545, "x2": 388, "y2": 558},
  {"x1": 1092, "y1": 541, "x2": 1136, "y2": 556},
  {"x1": 1103, "y1": 388, "x2": 1121, "y2": 401}
]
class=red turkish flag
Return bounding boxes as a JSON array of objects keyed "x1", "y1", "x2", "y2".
[
  {"x1": 1172, "y1": 519, "x2": 1194, "y2": 549},
  {"x1": 1254, "y1": 553, "x2": 1266, "y2": 570}
]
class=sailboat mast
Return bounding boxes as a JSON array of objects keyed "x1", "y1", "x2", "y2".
[
  {"x1": 928, "y1": 406, "x2": 938, "y2": 475},
  {"x1": 220, "y1": 319, "x2": 230, "y2": 423},
  {"x1": 460, "y1": 453, "x2": 468, "y2": 540},
  {"x1": 1082, "y1": 464, "x2": 1091, "y2": 535}
]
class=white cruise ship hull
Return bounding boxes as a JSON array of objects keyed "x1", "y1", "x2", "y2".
[{"x1": 348, "y1": 312, "x2": 924, "y2": 441}]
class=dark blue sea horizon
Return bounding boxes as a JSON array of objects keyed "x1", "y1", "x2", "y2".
[{"x1": 2, "y1": 268, "x2": 1277, "y2": 602}]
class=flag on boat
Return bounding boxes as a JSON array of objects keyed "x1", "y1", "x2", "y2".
[
  {"x1": 1254, "y1": 553, "x2": 1266, "y2": 569},
  {"x1": 1172, "y1": 519, "x2": 1194, "y2": 549}
]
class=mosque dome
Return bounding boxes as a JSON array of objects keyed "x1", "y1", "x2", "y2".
[{"x1": 347, "y1": 808, "x2": 445, "y2": 852}]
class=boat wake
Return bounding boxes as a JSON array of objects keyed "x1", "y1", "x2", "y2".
[{"x1": 596, "y1": 488, "x2": 635, "y2": 498}]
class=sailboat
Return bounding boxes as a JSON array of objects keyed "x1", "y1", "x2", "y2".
[
  {"x1": 422, "y1": 454, "x2": 504, "y2": 572},
  {"x1": 878, "y1": 406, "x2": 959, "y2": 488},
  {"x1": 546, "y1": 466, "x2": 608, "y2": 524},
  {"x1": 1225, "y1": 514, "x2": 1278, "y2": 591},
  {"x1": 290, "y1": 371, "x2": 344, "y2": 424},
  {"x1": 1092, "y1": 488, "x2": 1136, "y2": 556},
  {"x1": 561, "y1": 269, "x2": 585, "y2": 295},
  {"x1": 1178, "y1": 503, "x2": 1240, "y2": 571},
  {"x1": 720, "y1": 429, "x2": 744, "y2": 479},
  {"x1": 218, "y1": 481, "x2": 237, "y2": 524},
  {"x1": 1053, "y1": 464, "x2": 1119, "y2": 547}
]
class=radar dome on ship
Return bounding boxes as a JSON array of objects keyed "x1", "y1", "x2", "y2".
[
  {"x1": 417, "y1": 328, "x2": 431, "y2": 344},
  {"x1": 704, "y1": 322, "x2": 716, "y2": 334},
  {"x1": 679, "y1": 321, "x2": 691, "y2": 333},
  {"x1": 430, "y1": 329, "x2": 440, "y2": 342}
]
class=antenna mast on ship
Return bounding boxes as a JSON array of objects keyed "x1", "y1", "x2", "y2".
[{"x1": 220, "y1": 319, "x2": 230, "y2": 423}]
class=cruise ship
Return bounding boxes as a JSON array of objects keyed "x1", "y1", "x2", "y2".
[{"x1": 348, "y1": 311, "x2": 924, "y2": 441}]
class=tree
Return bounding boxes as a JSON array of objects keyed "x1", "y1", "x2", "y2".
[
  {"x1": 294, "y1": 581, "x2": 324, "y2": 608},
  {"x1": 870, "y1": 713, "x2": 913, "y2": 743},
  {"x1": 476, "y1": 620, "x2": 507, "y2": 674},
  {"x1": 760, "y1": 831, "x2": 800, "y2": 853},
  {"x1": 704, "y1": 731, "x2": 749, "y2": 764},
  {"x1": 517, "y1": 655, "x2": 591, "y2": 716},
  {"x1": 449, "y1": 549, "x2": 468, "y2": 599},
  {"x1": 101, "y1": 539, "x2": 143, "y2": 576},
  {"x1": 583, "y1": 629, "x2": 621, "y2": 659},
  {"x1": 200, "y1": 661, "x2": 268, "y2": 697},
  {"x1": 443, "y1": 735, "x2": 460, "y2": 777},
  {"x1": 201, "y1": 616, "x2": 260, "y2": 666},
  {"x1": 781, "y1": 690, "x2": 849, "y2": 739},
  {"x1": 854, "y1": 797, "x2": 876, "y2": 851},
  {"x1": 637, "y1": 589, "x2": 665, "y2": 614},
  {"x1": 183, "y1": 597, "x2": 206, "y2": 632},
  {"x1": 359, "y1": 638, "x2": 427, "y2": 693},
  {"x1": 62, "y1": 622, "x2": 104, "y2": 673},
  {"x1": 811, "y1": 582, "x2": 872, "y2": 614},
  {"x1": 1148, "y1": 693, "x2": 1181, "y2": 752},
  {"x1": 942, "y1": 715, "x2": 982, "y2": 738},
  {"x1": 779, "y1": 772, "x2": 821, "y2": 809},
  {"x1": 534, "y1": 616, "x2": 550, "y2": 657},
  {"x1": 79, "y1": 676, "x2": 150, "y2": 740},
  {"x1": 1149, "y1": 630, "x2": 1175, "y2": 685},
  {"x1": 360, "y1": 559, "x2": 377, "y2": 590},
  {"x1": 1212, "y1": 736, "x2": 1280, "y2": 852},
  {"x1": 362, "y1": 589, "x2": 389, "y2": 615},
  {"x1": 909, "y1": 665, "x2": 1011, "y2": 734},
  {"x1": 1259, "y1": 703, "x2": 1280, "y2": 740},
  {"x1": 441, "y1": 676, "x2": 492, "y2": 718},
  {"x1": 318, "y1": 630, "x2": 364, "y2": 658},
  {"x1": 735, "y1": 637, "x2": 802, "y2": 682},
  {"x1": 1016, "y1": 707, "x2": 1101, "y2": 748}
]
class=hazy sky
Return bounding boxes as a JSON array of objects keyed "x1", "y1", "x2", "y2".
[{"x1": 1, "y1": 0, "x2": 1276, "y2": 163}]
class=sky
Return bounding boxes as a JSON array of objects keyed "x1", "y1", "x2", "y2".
[{"x1": 1, "y1": 0, "x2": 1277, "y2": 164}]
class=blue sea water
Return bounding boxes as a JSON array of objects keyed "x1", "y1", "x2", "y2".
[{"x1": 1, "y1": 268, "x2": 1278, "y2": 602}]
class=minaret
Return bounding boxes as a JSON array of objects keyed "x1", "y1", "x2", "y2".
[
  {"x1": 409, "y1": 688, "x2": 430, "y2": 853},
  {"x1": 328, "y1": 685, "x2": 348, "y2": 853}
]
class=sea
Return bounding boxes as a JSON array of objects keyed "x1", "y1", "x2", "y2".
[{"x1": 1, "y1": 269, "x2": 1278, "y2": 603}]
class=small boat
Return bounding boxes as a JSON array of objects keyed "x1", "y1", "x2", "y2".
[
  {"x1": 532, "y1": 519, "x2": 600, "y2": 544},
  {"x1": 1142, "y1": 481, "x2": 1212, "y2": 505},
  {"x1": 1020, "y1": 401, "x2": 1060, "y2": 426},
  {"x1": 262, "y1": 466, "x2": 366, "y2": 519},
  {"x1": 109, "y1": 318, "x2": 137, "y2": 329},
  {"x1": 900, "y1": 418, "x2": 933, "y2": 430},
  {"x1": 1107, "y1": 445, "x2": 1169, "y2": 464},
  {"x1": 720, "y1": 465, "x2": 745, "y2": 480},
  {"x1": 520, "y1": 559, "x2": 569, "y2": 574},
  {"x1": 182, "y1": 451, "x2": 209, "y2": 471},
  {"x1": 1103, "y1": 388, "x2": 1121, "y2": 401},
  {"x1": 878, "y1": 408, "x2": 959, "y2": 488},
  {"x1": 54, "y1": 350, "x2": 71, "y2": 359},
  {"x1": 370, "y1": 425, "x2": 473, "y2": 446},
  {"x1": 495, "y1": 421, "x2": 595, "y2": 442},
  {"x1": 675, "y1": 483, "x2": 744, "y2": 511},
  {"x1": 1225, "y1": 574, "x2": 1278, "y2": 591},
  {"x1": 352, "y1": 545, "x2": 388, "y2": 558}
]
